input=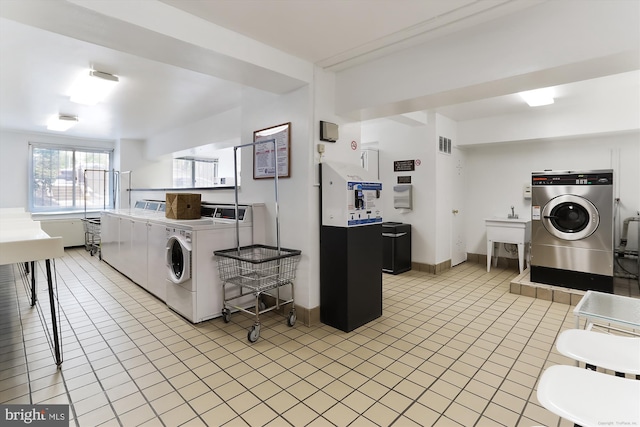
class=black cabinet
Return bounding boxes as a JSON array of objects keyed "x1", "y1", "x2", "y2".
[
  {"x1": 320, "y1": 224, "x2": 382, "y2": 332},
  {"x1": 382, "y1": 222, "x2": 411, "y2": 274}
]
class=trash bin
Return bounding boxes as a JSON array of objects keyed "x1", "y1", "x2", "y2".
[{"x1": 382, "y1": 222, "x2": 411, "y2": 274}]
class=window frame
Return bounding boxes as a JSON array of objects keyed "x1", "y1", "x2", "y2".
[
  {"x1": 28, "y1": 142, "x2": 114, "y2": 213},
  {"x1": 173, "y1": 157, "x2": 221, "y2": 189}
]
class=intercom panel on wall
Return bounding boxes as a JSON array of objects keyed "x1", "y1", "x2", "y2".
[{"x1": 320, "y1": 121, "x2": 339, "y2": 142}]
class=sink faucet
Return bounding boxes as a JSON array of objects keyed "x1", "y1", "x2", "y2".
[{"x1": 508, "y1": 206, "x2": 518, "y2": 219}]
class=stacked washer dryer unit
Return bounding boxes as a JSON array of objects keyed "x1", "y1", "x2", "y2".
[{"x1": 530, "y1": 170, "x2": 614, "y2": 293}]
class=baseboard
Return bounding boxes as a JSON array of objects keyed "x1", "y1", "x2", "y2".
[
  {"x1": 260, "y1": 294, "x2": 320, "y2": 327},
  {"x1": 411, "y1": 260, "x2": 451, "y2": 274}
]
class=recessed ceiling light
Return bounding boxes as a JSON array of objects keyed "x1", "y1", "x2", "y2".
[
  {"x1": 47, "y1": 114, "x2": 78, "y2": 131},
  {"x1": 69, "y1": 70, "x2": 119, "y2": 105},
  {"x1": 519, "y1": 88, "x2": 554, "y2": 107}
]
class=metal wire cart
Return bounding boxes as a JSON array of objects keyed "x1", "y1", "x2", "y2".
[
  {"x1": 214, "y1": 137, "x2": 301, "y2": 343},
  {"x1": 81, "y1": 218, "x2": 101, "y2": 257},
  {"x1": 215, "y1": 245, "x2": 301, "y2": 342},
  {"x1": 82, "y1": 168, "x2": 108, "y2": 259}
]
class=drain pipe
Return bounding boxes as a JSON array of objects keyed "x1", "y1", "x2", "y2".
[{"x1": 617, "y1": 216, "x2": 639, "y2": 255}]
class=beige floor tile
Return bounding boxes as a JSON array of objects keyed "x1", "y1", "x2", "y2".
[
  {"x1": 188, "y1": 391, "x2": 222, "y2": 415},
  {"x1": 323, "y1": 402, "x2": 359, "y2": 426},
  {"x1": 141, "y1": 381, "x2": 174, "y2": 401},
  {"x1": 201, "y1": 403, "x2": 237, "y2": 426},
  {"x1": 403, "y1": 402, "x2": 440, "y2": 426},
  {"x1": 282, "y1": 402, "x2": 318, "y2": 427},
  {"x1": 483, "y1": 402, "x2": 520, "y2": 426},
  {"x1": 241, "y1": 402, "x2": 278, "y2": 427},
  {"x1": 227, "y1": 390, "x2": 261, "y2": 415},
  {"x1": 433, "y1": 416, "x2": 466, "y2": 427},
  {"x1": 265, "y1": 390, "x2": 298, "y2": 414},
  {"x1": 118, "y1": 404, "x2": 157, "y2": 427},
  {"x1": 305, "y1": 390, "x2": 338, "y2": 414},
  {"x1": 361, "y1": 402, "x2": 399, "y2": 427},
  {"x1": 112, "y1": 391, "x2": 147, "y2": 415},
  {"x1": 444, "y1": 401, "x2": 481, "y2": 426},
  {"x1": 150, "y1": 390, "x2": 185, "y2": 415}
]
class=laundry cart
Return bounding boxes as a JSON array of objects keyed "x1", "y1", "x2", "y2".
[
  {"x1": 214, "y1": 135, "x2": 301, "y2": 343},
  {"x1": 82, "y1": 168, "x2": 108, "y2": 259},
  {"x1": 215, "y1": 244, "x2": 301, "y2": 342},
  {"x1": 81, "y1": 218, "x2": 101, "y2": 258}
]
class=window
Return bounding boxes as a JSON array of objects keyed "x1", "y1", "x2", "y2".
[
  {"x1": 29, "y1": 144, "x2": 113, "y2": 212},
  {"x1": 173, "y1": 157, "x2": 218, "y2": 188}
]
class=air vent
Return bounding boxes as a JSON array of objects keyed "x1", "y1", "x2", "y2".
[{"x1": 439, "y1": 136, "x2": 452, "y2": 154}]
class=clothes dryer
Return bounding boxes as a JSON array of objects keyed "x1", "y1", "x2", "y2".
[{"x1": 530, "y1": 170, "x2": 614, "y2": 292}]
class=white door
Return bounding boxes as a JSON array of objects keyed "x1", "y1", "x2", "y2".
[{"x1": 451, "y1": 147, "x2": 467, "y2": 266}]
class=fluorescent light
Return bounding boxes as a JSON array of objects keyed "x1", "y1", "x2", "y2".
[
  {"x1": 47, "y1": 114, "x2": 78, "y2": 131},
  {"x1": 519, "y1": 88, "x2": 554, "y2": 107},
  {"x1": 69, "y1": 70, "x2": 119, "y2": 105}
]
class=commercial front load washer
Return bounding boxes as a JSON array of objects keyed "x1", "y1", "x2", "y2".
[
  {"x1": 530, "y1": 170, "x2": 614, "y2": 293},
  {"x1": 162, "y1": 205, "x2": 262, "y2": 323}
]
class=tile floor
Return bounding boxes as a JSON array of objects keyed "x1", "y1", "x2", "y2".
[{"x1": 0, "y1": 247, "x2": 637, "y2": 427}]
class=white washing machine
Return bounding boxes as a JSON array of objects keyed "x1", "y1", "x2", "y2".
[{"x1": 163, "y1": 205, "x2": 263, "y2": 323}]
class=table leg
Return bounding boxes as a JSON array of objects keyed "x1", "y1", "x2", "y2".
[
  {"x1": 30, "y1": 261, "x2": 36, "y2": 306},
  {"x1": 517, "y1": 243, "x2": 525, "y2": 274},
  {"x1": 487, "y1": 240, "x2": 492, "y2": 272},
  {"x1": 45, "y1": 259, "x2": 62, "y2": 366}
]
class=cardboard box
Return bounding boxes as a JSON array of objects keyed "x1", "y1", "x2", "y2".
[{"x1": 165, "y1": 193, "x2": 201, "y2": 219}]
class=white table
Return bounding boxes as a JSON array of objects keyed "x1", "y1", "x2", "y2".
[
  {"x1": 537, "y1": 365, "x2": 640, "y2": 426},
  {"x1": 485, "y1": 218, "x2": 531, "y2": 274},
  {"x1": 0, "y1": 210, "x2": 65, "y2": 365}
]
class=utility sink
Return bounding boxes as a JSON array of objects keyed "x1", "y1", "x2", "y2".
[{"x1": 485, "y1": 217, "x2": 531, "y2": 273}]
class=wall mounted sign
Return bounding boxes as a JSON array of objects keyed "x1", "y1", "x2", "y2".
[
  {"x1": 415, "y1": 159, "x2": 421, "y2": 166},
  {"x1": 351, "y1": 140, "x2": 358, "y2": 150},
  {"x1": 253, "y1": 122, "x2": 291, "y2": 179},
  {"x1": 397, "y1": 176, "x2": 412, "y2": 184},
  {"x1": 394, "y1": 160, "x2": 415, "y2": 172}
]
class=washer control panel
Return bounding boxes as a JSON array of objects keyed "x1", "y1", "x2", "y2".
[{"x1": 532, "y1": 170, "x2": 613, "y2": 186}]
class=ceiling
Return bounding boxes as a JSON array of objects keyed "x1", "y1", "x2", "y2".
[{"x1": 0, "y1": 0, "x2": 636, "y2": 142}]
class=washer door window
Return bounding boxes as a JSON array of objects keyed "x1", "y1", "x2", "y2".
[
  {"x1": 541, "y1": 194, "x2": 599, "y2": 241},
  {"x1": 166, "y1": 236, "x2": 191, "y2": 284}
]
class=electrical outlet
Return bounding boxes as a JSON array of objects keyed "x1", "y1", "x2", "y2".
[{"x1": 317, "y1": 144, "x2": 325, "y2": 154}]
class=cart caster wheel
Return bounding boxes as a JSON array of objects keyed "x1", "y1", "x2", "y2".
[
  {"x1": 248, "y1": 325, "x2": 260, "y2": 343},
  {"x1": 222, "y1": 308, "x2": 231, "y2": 323},
  {"x1": 287, "y1": 310, "x2": 296, "y2": 327},
  {"x1": 258, "y1": 299, "x2": 267, "y2": 312},
  {"x1": 90, "y1": 248, "x2": 96, "y2": 256}
]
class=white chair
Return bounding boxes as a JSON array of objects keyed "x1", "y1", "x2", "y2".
[
  {"x1": 537, "y1": 364, "x2": 640, "y2": 427},
  {"x1": 556, "y1": 329, "x2": 640, "y2": 378}
]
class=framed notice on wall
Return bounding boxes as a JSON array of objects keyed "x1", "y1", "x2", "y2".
[{"x1": 253, "y1": 122, "x2": 291, "y2": 179}]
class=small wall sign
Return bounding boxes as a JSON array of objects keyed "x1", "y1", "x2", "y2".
[
  {"x1": 397, "y1": 176, "x2": 412, "y2": 184},
  {"x1": 394, "y1": 160, "x2": 415, "y2": 172}
]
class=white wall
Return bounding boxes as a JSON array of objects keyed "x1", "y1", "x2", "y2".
[
  {"x1": 464, "y1": 133, "x2": 640, "y2": 257},
  {"x1": 362, "y1": 118, "x2": 437, "y2": 265},
  {"x1": 238, "y1": 85, "x2": 316, "y2": 309}
]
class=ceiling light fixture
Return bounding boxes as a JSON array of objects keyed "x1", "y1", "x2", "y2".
[
  {"x1": 47, "y1": 114, "x2": 78, "y2": 131},
  {"x1": 519, "y1": 88, "x2": 554, "y2": 107},
  {"x1": 69, "y1": 70, "x2": 119, "y2": 105}
]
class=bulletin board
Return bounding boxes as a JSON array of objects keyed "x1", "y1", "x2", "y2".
[{"x1": 253, "y1": 122, "x2": 291, "y2": 179}]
